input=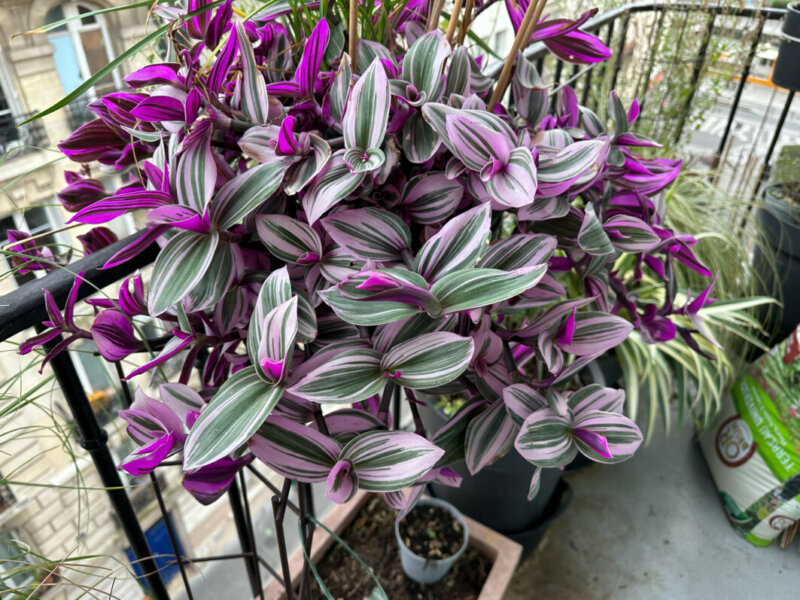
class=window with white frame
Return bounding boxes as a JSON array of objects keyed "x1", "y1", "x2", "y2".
[
  {"x1": 0, "y1": 49, "x2": 23, "y2": 154},
  {"x1": 45, "y1": 2, "x2": 121, "y2": 101}
]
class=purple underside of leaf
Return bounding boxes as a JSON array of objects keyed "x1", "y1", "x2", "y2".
[{"x1": 571, "y1": 427, "x2": 612, "y2": 458}]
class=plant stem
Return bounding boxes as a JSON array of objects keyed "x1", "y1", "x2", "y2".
[
  {"x1": 456, "y1": 0, "x2": 476, "y2": 45},
  {"x1": 349, "y1": 0, "x2": 358, "y2": 70},
  {"x1": 426, "y1": 0, "x2": 446, "y2": 32},
  {"x1": 377, "y1": 381, "x2": 395, "y2": 425},
  {"x1": 487, "y1": 0, "x2": 547, "y2": 111},
  {"x1": 445, "y1": 0, "x2": 464, "y2": 43}
]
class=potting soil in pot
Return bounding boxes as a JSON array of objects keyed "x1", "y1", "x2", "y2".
[
  {"x1": 398, "y1": 504, "x2": 464, "y2": 560},
  {"x1": 700, "y1": 324, "x2": 800, "y2": 546},
  {"x1": 311, "y1": 497, "x2": 490, "y2": 599}
]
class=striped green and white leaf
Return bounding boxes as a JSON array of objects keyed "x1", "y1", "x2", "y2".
[
  {"x1": 235, "y1": 22, "x2": 269, "y2": 124},
  {"x1": 537, "y1": 139, "x2": 608, "y2": 184},
  {"x1": 485, "y1": 148, "x2": 537, "y2": 209},
  {"x1": 183, "y1": 367, "x2": 283, "y2": 470},
  {"x1": 341, "y1": 430, "x2": 444, "y2": 491},
  {"x1": 292, "y1": 284, "x2": 318, "y2": 344},
  {"x1": 289, "y1": 348, "x2": 386, "y2": 403},
  {"x1": 568, "y1": 384, "x2": 625, "y2": 415},
  {"x1": 247, "y1": 267, "x2": 291, "y2": 364},
  {"x1": 414, "y1": 203, "x2": 490, "y2": 282},
  {"x1": 401, "y1": 173, "x2": 463, "y2": 225},
  {"x1": 444, "y1": 46, "x2": 471, "y2": 97},
  {"x1": 401, "y1": 31, "x2": 450, "y2": 101},
  {"x1": 430, "y1": 401, "x2": 484, "y2": 467},
  {"x1": 464, "y1": 399, "x2": 518, "y2": 474},
  {"x1": 373, "y1": 313, "x2": 455, "y2": 354},
  {"x1": 175, "y1": 118, "x2": 216, "y2": 213},
  {"x1": 186, "y1": 240, "x2": 237, "y2": 312},
  {"x1": 514, "y1": 408, "x2": 577, "y2": 468},
  {"x1": 571, "y1": 411, "x2": 643, "y2": 464},
  {"x1": 328, "y1": 57, "x2": 352, "y2": 123},
  {"x1": 210, "y1": 161, "x2": 287, "y2": 230},
  {"x1": 159, "y1": 383, "x2": 204, "y2": 422},
  {"x1": 322, "y1": 207, "x2": 411, "y2": 261},
  {"x1": 503, "y1": 384, "x2": 548, "y2": 427},
  {"x1": 255, "y1": 297, "x2": 298, "y2": 384},
  {"x1": 284, "y1": 134, "x2": 331, "y2": 195},
  {"x1": 431, "y1": 265, "x2": 548, "y2": 314},
  {"x1": 558, "y1": 311, "x2": 633, "y2": 356},
  {"x1": 402, "y1": 112, "x2": 441, "y2": 164},
  {"x1": 319, "y1": 287, "x2": 422, "y2": 326},
  {"x1": 148, "y1": 230, "x2": 219, "y2": 315},
  {"x1": 257, "y1": 214, "x2": 323, "y2": 264},
  {"x1": 603, "y1": 214, "x2": 661, "y2": 253},
  {"x1": 479, "y1": 234, "x2": 556, "y2": 270},
  {"x1": 380, "y1": 332, "x2": 474, "y2": 389},
  {"x1": 578, "y1": 204, "x2": 614, "y2": 256},
  {"x1": 342, "y1": 58, "x2": 390, "y2": 171},
  {"x1": 302, "y1": 151, "x2": 366, "y2": 224},
  {"x1": 250, "y1": 416, "x2": 340, "y2": 482}
]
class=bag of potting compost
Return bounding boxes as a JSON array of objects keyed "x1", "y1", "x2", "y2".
[{"x1": 699, "y1": 324, "x2": 800, "y2": 546}]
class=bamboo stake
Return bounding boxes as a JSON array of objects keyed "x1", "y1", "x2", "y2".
[
  {"x1": 456, "y1": 0, "x2": 476, "y2": 45},
  {"x1": 349, "y1": 0, "x2": 358, "y2": 71},
  {"x1": 445, "y1": 0, "x2": 464, "y2": 44},
  {"x1": 426, "y1": 0, "x2": 447, "y2": 32},
  {"x1": 487, "y1": 0, "x2": 547, "y2": 111}
]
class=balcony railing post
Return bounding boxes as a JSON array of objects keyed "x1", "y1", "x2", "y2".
[
  {"x1": 672, "y1": 12, "x2": 717, "y2": 145},
  {"x1": 43, "y1": 334, "x2": 171, "y2": 600},
  {"x1": 712, "y1": 14, "x2": 768, "y2": 169}
]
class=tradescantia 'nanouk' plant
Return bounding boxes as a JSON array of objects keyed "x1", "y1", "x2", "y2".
[{"x1": 19, "y1": 0, "x2": 717, "y2": 510}]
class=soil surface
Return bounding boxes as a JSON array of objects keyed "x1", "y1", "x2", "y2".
[
  {"x1": 312, "y1": 497, "x2": 491, "y2": 599},
  {"x1": 398, "y1": 504, "x2": 464, "y2": 560}
]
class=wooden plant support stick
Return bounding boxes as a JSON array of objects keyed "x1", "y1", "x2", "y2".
[
  {"x1": 487, "y1": 0, "x2": 547, "y2": 111},
  {"x1": 427, "y1": 0, "x2": 447, "y2": 32},
  {"x1": 349, "y1": 0, "x2": 359, "y2": 71},
  {"x1": 445, "y1": 0, "x2": 464, "y2": 43},
  {"x1": 457, "y1": 0, "x2": 476, "y2": 45},
  {"x1": 2, "y1": 222, "x2": 82, "y2": 250}
]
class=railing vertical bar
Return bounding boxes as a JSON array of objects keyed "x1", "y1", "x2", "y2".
[
  {"x1": 43, "y1": 338, "x2": 170, "y2": 600},
  {"x1": 238, "y1": 470, "x2": 265, "y2": 600},
  {"x1": 581, "y1": 66, "x2": 593, "y2": 107},
  {"x1": 272, "y1": 479, "x2": 294, "y2": 600},
  {"x1": 228, "y1": 478, "x2": 262, "y2": 599},
  {"x1": 760, "y1": 89, "x2": 796, "y2": 183},
  {"x1": 636, "y1": 7, "x2": 666, "y2": 116},
  {"x1": 150, "y1": 474, "x2": 195, "y2": 600},
  {"x1": 672, "y1": 12, "x2": 717, "y2": 145},
  {"x1": 296, "y1": 482, "x2": 312, "y2": 600},
  {"x1": 553, "y1": 60, "x2": 564, "y2": 89},
  {"x1": 712, "y1": 13, "x2": 767, "y2": 168},
  {"x1": 609, "y1": 10, "x2": 631, "y2": 92},
  {"x1": 114, "y1": 362, "x2": 195, "y2": 600},
  {"x1": 653, "y1": 8, "x2": 690, "y2": 139}
]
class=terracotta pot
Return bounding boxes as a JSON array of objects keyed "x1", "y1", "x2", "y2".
[{"x1": 262, "y1": 489, "x2": 523, "y2": 600}]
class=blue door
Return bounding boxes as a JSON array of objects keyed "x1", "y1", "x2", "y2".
[
  {"x1": 49, "y1": 33, "x2": 84, "y2": 94},
  {"x1": 124, "y1": 514, "x2": 185, "y2": 587}
]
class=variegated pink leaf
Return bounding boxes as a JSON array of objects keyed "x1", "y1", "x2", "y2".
[
  {"x1": 465, "y1": 399, "x2": 517, "y2": 474},
  {"x1": 256, "y1": 214, "x2": 323, "y2": 264},
  {"x1": 234, "y1": 22, "x2": 269, "y2": 124},
  {"x1": 571, "y1": 410, "x2": 642, "y2": 464},
  {"x1": 175, "y1": 118, "x2": 216, "y2": 213},
  {"x1": 250, "y1": 415, "x2": 340, "y2": 482},
  {"x1": 246, "y1": 267, "x2": 291, "y2": 365},
  {"x1": 322, "y1": 207, "x2": 411, "y2": 261},
  {"x1": 401, "y1": 172, "x2": 463, "y2": 225},
  {"x1": 183, "y1": 367, "x2": 283, "y2": 470},
  {"x1": 380, "y1": 332, "x2": 474, "y2": 389},
  {"x1": 514, "y1": 408, "x2": 577, "y2": 468},
  {"x1": 340, "y1": 430, "x2": 444, "y2": 491},
  {"x1": 414, "y1": 203, "x2": 490, "y2": 282},
  {"x1": 289, "y1": 348, "x2": 385, "y2": 403}
]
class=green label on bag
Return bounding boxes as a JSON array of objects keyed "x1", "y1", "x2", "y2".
[{"x1": 732, "y1": 375, "x2": 800, "y2": 481}]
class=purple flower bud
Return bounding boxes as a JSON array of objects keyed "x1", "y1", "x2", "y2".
[
  {"x1": 91, "y1": 309, "x2": 140, "y2": 361},
  {"x1": 78, "y1": 226, "x2": 118, "y2": 255}
]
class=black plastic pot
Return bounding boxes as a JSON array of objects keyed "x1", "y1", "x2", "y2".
[
  {"x1": 418, "y1": 400, "x2": 572, "y2": 555},
  {"x1": 753, "y1": 183, "x2": 800, "y2": 343},
  {"x1": 773, "y1": 2, "x2": 800, "y2": 91}
]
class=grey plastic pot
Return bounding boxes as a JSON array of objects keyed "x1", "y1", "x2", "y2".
[
  {"x1": 753, "y1": 182, "x2": 800, "y2": 343},
  {"x1": 395, "y1": 497, "x2": 469, "y2": 585},
  {"x1": 773, "y1": 2, "x2": 800, "y2": 91},
  {"x1": 417, "y1": 398, "x2": 571, "y2": 555}
]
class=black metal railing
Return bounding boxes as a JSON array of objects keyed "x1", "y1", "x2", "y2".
[
  {"x1": 0, "y1": 111, "x2": 49, "y2": 157},
  {"x1": 0, "y1": 3, "x2": 794, "y2": 600},
  {"x1": 66, "y1": 98, "x2": 98, "y2": 131}
]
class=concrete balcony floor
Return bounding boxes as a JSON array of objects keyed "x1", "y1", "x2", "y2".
[{"x1": 507, "y1": 420, "x2": 800, "y2": 599}]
